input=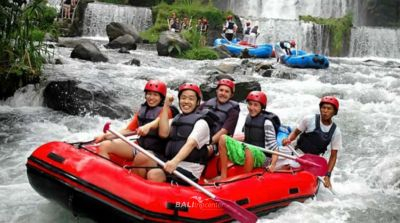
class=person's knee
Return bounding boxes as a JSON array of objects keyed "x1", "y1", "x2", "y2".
[{"x1": 147, "y1": 170, "x2": 166, "y2": 182}]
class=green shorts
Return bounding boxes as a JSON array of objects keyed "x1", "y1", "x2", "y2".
[{"x1": 224, "y1": 135, "x2": 266, "y2": 168}]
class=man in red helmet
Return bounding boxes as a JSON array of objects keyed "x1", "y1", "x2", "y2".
[
  {"x1": 217, "y1": 91, "x2": 281, "y2": 180},
  {"x1": 222, "y1": 15, "x2": 237, "y2": 41},
  {"x1": 199, "y1": 79, "x2": 240, "y2": 157},
  {"x1": 282, "y1": 96, "x2": 342, "y2": 189},
  {"x1": 274, "y1": 40, "x2": 296, "y2": 63}
]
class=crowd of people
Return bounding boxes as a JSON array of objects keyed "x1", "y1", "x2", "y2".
[
  {"x1": 94, "y1": 79, "x2": 342, "y2": 189},
  {"x1": 62, "y1": 0, "x2": 78, "y2": 20}
]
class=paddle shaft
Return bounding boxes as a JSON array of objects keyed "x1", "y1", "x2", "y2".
[{"x1": 106, "y1": 128, "x2": 217, "y2": 199}]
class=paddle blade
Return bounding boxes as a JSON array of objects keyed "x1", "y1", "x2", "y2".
[
  {"x1": 214, "y1": 197, "x2": 258, "y2": 223},
  {"x1": 296, "y1": 154, "x2": 328, "y2": 176}
]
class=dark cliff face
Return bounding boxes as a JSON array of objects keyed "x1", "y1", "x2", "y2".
[{"x1": 359, "y1": 0, "x2": 400, "y2": 27}]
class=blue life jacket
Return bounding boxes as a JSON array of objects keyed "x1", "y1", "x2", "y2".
[{"x1": 296, "y1": 114, "x2": 336, "y2": 155}]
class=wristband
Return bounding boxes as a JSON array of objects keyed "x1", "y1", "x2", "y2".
[{"x1": 325, "y1": 171, "x2": 331, "y2": 177}]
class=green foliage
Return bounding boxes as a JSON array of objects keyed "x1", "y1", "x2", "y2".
[
  {"x1": 140, "y1": 1, "x2": 224, "y2": 43},
  {"x1": 181, "y1": 29, "x2": 202, "y2": 48},
  {"x1": 140, "y1": 1, "x2": 224, "y2": 60},
  {"x1": 167, "y1": 40, "x2": 182, "y2": 55},
  {"x1": 300, "y1": 14, "x2": 353, "y2": 56},
  {"x1": 0, "y1": 0, "x2": 57, "y2": 78},
  {"x1": 181, "y1": 47, "x2": 218, "y2": 60}
]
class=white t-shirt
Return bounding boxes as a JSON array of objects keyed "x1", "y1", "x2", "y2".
[
  {"x1": 169, "y1": 119, "x2": 210, "y2": 179},
  {"x1": 296, "y1": 114, "x2": 342, "y2": 151}
]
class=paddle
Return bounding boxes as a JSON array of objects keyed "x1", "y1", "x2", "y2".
[
  {"x1": 287, "y1": 145, "x2": 336, "y2": 195},
  {"x1": 67, "y1": 131, "x2": 138, "y2": 145},
  {"x1": 103, "y1": 123, "x2": 258, "y2": 223},
  {"x1": 255, "y1": 145, "x2": 328, "y2": 176}
]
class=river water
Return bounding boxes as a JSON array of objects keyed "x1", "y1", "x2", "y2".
[{"x1": 0, "y1": 38, "x2": 399, "y2": 222}]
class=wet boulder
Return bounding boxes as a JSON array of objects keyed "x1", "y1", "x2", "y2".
[
  {"x1": 71, "y1": 42, "x2": 108, "y2": 62},
  {"x1": 105, "y1": 34, "x2": 137, "y2": 50},
  {"x1": 106, "y1": 22, "x2": 142, "y2": 43},
  {"x1": 43, "y1": 80, "x2": 132, "y2": 119},
  {"x1": 156, "y1": 31, "x2": 191, "y2": 57}
]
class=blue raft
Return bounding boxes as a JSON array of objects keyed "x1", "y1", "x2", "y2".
[
  {"x1": 281, "y1": 50, "x2": 329, "y2": 69},
  {"x1": 214, "y1": 38, "x2": 273, "y2": 58}
]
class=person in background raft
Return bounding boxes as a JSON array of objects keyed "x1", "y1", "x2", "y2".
[
  {"x1": 198, "y1": 79, "x2": 240, "y2": 158},
  {"x1": 274, "y1": 40, "x2": 296, "y2": 63},
  {"x1": 217, "y1": 91, "x2": 281, "y2": 180},
  {"x1": 146, "y1": 83, "x2": 213, "y2": 185},
  {"x1": 248, "y1": 25, "x2": 259, "y2": 46},
  {"x1": 282, "y1": 96, "x2": 342, "y2": 189},
  {"x1": 95, "y1": 80, "x2": 174, "y2": 177},
  {"x1": 222, "y1": 15, "x2": 237, "y2": 41},
  {"x1": 243, "y1": 21, "x2": 252, "y2": 43}
]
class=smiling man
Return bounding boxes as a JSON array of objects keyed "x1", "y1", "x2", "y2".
[
  {"x1": 199, "y1": 79, "x2": 240, "y2": 157},
  {"x1": 282, "y1": 96, "x2": 342, "y2": 189}
]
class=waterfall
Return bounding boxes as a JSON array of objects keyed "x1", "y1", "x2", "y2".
[
  {"x1": 219, "y1": 0, "x2": 352, "y2": 20},
  {"x1": 349, "y1": 26, "x2": 400, "y2": 58},
  {"x1": 216, "y1": 0, "x2": 400, "y2": 58},
  {"x1": 82, "y1": 2, "x2": 152, "y2": 37}
]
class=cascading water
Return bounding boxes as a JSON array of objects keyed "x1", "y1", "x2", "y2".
[
  {"x1": 215, "y1": 0, "x2": 400, "y2": 58},
  {"x1": 349, "y1": 26, "x2": 400, "y2": 58},
  {"x1": 82, "y1": 2, "x2": 153, "y2": 37}
]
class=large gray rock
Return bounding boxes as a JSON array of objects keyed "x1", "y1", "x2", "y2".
[
  {"x1": 156, "y1": 31, "x2": 191, "y2": 57},
  {"x1": 106, "y1": 22, "x2": 142, "y2": 43},
  {"x1": 105, "y1": 34, "x2": 137, "y2": 50},
  {"x1": 71, "y1": 42, "x2": 108, "y2": 62},
  {"x1": 43, "y1": 80, "x2": 132, "y2": 119}
]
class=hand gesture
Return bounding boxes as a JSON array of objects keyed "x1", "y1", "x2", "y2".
[{"x1": 165, "y1": 94, "x2": 174, "y2": 106}]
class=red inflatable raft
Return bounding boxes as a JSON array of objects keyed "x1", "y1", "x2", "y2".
[{"x1": 26, "y1": 141, "x2": 319, "y2": 222}]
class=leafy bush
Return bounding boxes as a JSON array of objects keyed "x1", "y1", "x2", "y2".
[
  {"x1": 181, "y1": 48, "x2": 218, "y2": 60},
  {"x1": 1, "y1": 0, "x2": 57, "y2": 98}
]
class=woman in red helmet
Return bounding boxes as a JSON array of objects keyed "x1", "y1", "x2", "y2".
[
  {"x1": 95, "y1": 80, "x2": 173, "y2": 173},
  {"x1": 282, "y1": 96, "x2": 342, "y2": 189},
  {"x1": 217, "y1": 91, "x2": 281, "y2": 180},
  {"x1": 146, "y1": 83, "x2": 213, "y2": 184}
]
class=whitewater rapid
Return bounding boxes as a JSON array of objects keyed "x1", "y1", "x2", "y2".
[{"x1": 0, "y1": 39, "x2": 399, "y2": 222}]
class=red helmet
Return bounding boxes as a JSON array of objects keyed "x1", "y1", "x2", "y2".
[
  {"x1": 144, "y1": 80, "x2": 167, "y2": 97},
  {"x1": 319, "y1": 96, "x2": 339, "y2": 114},
  {"x1": 246, "y1": 91, "x2": 267, "y2": 108},
  {"x1": 227, "y1": 15, "x2": 233, "y2": 20},
  {"x1": 178, "y1": 83, "x2": 202, "y2": 100},
  {"x1": 290, "y1": 40, "x2": 296, "y2": 47},
  {"x1": 217, "y1": 79, "x2": 235, "y2": 93}
]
